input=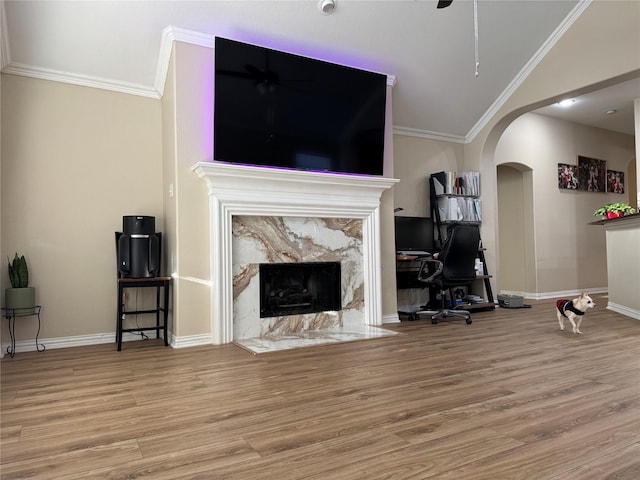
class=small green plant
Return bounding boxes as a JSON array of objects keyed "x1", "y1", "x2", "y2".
[
  {"x1": 7, "y1": 253, "x2": 29, "y2": 288},
  {"x1": 593, "y1": 202, "x2": 636, "y2": 217}
]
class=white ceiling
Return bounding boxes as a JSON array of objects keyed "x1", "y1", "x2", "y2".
[
  {"x1": 1, "y1": 0, "x2": 638, "y2": 140},
  {"x1": 534, "y1": 77, "x2": 640, "y2": 137}
]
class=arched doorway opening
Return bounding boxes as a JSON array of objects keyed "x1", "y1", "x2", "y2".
[{"x1": 496, "y1": 163, "x2": 535, "y2": 295}]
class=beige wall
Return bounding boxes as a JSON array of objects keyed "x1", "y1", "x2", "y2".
[
  {"x1": 161, "y1": 46, "x2": 178, "y2": 336},
  {"x1": 392, "y1": 135, "x2": 463, "y2": 218},
  {"x1": 495, "y1": 112, "x2": 635, "y2": 295},
  {"x1": 635, "y1": 98, "x2": 640, "y2": 208},
  {"x1": 496, "y1": 164, "x2": 528, "y2": 293},
  {"x1": 165, "y1": 42, "x2": 214, "y2": 341},
  {"x1": 380, "y1": 84, "x2": 399, "y2": 319},
  {"x1": 605, "y1": 220, "x2": 640, "y2": 313},
  {"x1": 0, "y1": 72, "x2": 3, "y2": 351},
  {"x1": 1, "y1": 75, "x2": 162, "y2": 343},
  {"x1": 462, "y1": 0, "x2": 639, "y2": 297}
]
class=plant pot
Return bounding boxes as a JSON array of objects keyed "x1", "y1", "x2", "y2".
[
  {"x1": 606, "y1": 211, "x2": 623, "y2": 219},
  {"x1": 5, "y1": 287, "x2": 36, "y2": 313}
]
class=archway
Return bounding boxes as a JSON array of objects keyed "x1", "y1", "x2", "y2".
[
  {"x1": 479, "y1": 75, "x2": 636, "y2": 299},
  {"x1": 496, "y1": 163, "x2": 535, "y2": 295}
]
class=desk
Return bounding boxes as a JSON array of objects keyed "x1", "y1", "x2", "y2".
[
  {"x1": 396, "y1": 254, "x2": 432, "y2": 288},
  {"x1": 396, "y1": 255, "x2": 436, "y2": 319},
  {"x1": 117, "y1": 277, "x2": 171, "y2": 351},
  {"x1": 2, "y1": 306, "x2": 46, "y2": 358}
]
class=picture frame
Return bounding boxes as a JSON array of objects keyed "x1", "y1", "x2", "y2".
[
  {"x1": 607, "y1": 170, "x2": 625, "y2": 194},
  {"x1": 557, "y1": 163, "x2": 578, "y2": 190},
  {"x1": 577, "y1": 155, "x2": 606, "y2": 192}
]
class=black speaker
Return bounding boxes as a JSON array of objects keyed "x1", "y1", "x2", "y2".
[
  {"x1": 116, "y1": 216, "x2": 161, "y2": 278},
  {"x1": 123, "y1": 215, "x2": 155, "y2": 236}
]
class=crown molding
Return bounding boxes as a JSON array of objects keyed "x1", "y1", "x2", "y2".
[
  {"x1": 386, "y1": 74, "x2": 396, "y2": 87},
  {"x1": 0, "y1": 16, "x2": 395, "y2": 104},
  {"x1": 393, "y1": 126, "x2": 467, "y2": 144},
  {"x1": 1, "y1": 62, "x2": 159, "y2": 98},
  {"x1": 154, "y1": 26, "x2": 215, "y2": 96},
  {"x1": 0, "y1": 24, "x2": 211, "y2": 98},
  {"x1": 0, "y1": 0, "x2": 159, "y2": 98},
  {"x1": 466, "y1": 0, "x2": 591, "y2": 142}
]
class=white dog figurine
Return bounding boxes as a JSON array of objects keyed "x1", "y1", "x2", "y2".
[{"x1": 556, "y1": 292, "x2": 596, "y2": 334}]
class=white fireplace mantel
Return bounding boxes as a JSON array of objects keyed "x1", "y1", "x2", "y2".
[{"x1": 192, "y1": 161, "x2": 399, "y2": 344}]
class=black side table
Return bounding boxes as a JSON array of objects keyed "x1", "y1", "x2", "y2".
[
  {"x1": 2, "y1": 306, "x2": 46, "y2": 358},
  {"x1": 117, "y1": 277, "x2": 171, "y2": 351}
]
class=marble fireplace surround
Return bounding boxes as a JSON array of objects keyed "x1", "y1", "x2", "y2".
[{"x1": 192, "y1": 161, "x2": 398, "y2": 344}]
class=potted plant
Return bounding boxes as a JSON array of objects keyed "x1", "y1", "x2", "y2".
[
  {"x1": 593, "y1": 202, "x2": 636, "y2": 219},
  {"x1": 5, "y1": 253, "x2": 36, "y2": 313}
]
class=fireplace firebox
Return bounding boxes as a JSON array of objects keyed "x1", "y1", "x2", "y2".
[{"x1": 260, "y1": 262, "x2": 341, "y2": 318}]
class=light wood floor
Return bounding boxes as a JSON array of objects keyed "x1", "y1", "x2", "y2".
[{"x1": 2, "y1": 295, "x2": 639, "y2": 479}]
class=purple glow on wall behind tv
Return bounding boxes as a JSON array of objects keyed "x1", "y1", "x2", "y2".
[{"x1": 202, "y1": 56, "x2": 215, "y2": 162}]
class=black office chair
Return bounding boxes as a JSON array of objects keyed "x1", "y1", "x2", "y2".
[{"x1": 416, "y1": 223, "x2": 480, "y2": 325}]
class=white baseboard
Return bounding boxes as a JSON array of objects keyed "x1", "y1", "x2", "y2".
[
  {"x1": 2, "y1": 332, "x2": 115, "y2": 355},
  {"x1": 382, "y1": 313, "x2": 401, "y2": 324},
  {"x1": 606, "y1": 302, "x2": 640, "y2": 321},
  {"x1": 500, "y1": 288, "x2": 608, "y2": 300},
  {"x1": 1, "y1": 331, "x2": 214, "y2": 355},
  {"x1": 498, "y1": 289, "x2": 639, "y2": 321},
  {"x1": 171, "y1": 334, "x2": 213, "y2": 348}
]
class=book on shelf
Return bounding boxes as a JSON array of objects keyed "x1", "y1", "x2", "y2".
[
  {"x1": 431, "y1": 171, "x2": 480, "y2": 196},
  {"x1": 436, "y1": 197, "x2": 482, "y2": 222}
]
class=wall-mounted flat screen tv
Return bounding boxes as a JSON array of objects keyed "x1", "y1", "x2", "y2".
[{"x1": 214, "y1": 37, "x2": 387, "y2": 176}]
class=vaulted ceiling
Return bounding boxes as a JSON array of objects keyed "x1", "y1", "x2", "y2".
[{"x1": 1, "y1": 1, "x2": 637, "y2": 140}]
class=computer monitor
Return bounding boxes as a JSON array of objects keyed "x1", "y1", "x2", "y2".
[{"x1": 394, "y1": 216, "x2": 434, "y2": 254}]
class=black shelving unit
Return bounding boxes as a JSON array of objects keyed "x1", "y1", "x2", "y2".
[{"x1": 429, "y1": 172, "x2": 495, "y2": 311}]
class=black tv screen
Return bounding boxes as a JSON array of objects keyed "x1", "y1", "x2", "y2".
[
  {"x1": 214, "y1": 37, "x2": 387, "y2": 176},
  {"x1": 394, "y1": 216, "x2": 434, "y2": 254}
]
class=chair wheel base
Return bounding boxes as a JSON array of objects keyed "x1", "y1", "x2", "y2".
[{"x1": 428, "y1": 309, "x2": 472, "y2": 325}]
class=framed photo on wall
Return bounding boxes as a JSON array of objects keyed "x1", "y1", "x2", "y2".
[
  {"x1": 557, "y1": 163, "x2": 578, "y2": 190},
  {"x1": 607, "y1": 170, "x2": 625, "y2": 194},
  {"x1": 577, "y1": 155, "x2": 606, "y2": 192}
]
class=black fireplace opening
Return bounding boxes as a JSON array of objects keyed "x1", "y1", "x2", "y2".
[{"x1": 260, "y1": 262, "x2": 342, "y2": 318}]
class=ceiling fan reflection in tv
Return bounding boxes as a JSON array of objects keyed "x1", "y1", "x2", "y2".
[{"x1": 216, "y1": 50, "x2": 313, "y2": 96}]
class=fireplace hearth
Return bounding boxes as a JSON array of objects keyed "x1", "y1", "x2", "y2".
[{"x1": 260, "y1": 262, "x2": 341, "y2": 318}]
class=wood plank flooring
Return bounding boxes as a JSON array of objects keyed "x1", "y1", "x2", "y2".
[{"x1": 2, "y1": 295, "x2": 639, "y2": 479}]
